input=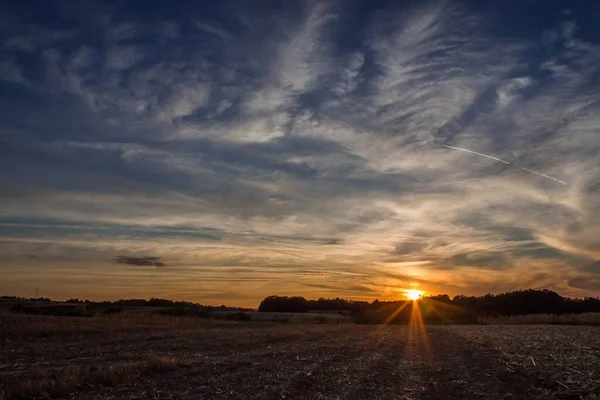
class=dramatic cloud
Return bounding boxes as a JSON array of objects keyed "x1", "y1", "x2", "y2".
[{"x1": 1, "y1": 1, "x2": 600, "y2": 305}]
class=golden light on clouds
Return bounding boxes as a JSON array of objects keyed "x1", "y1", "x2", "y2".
[{"x1": 1, "y1": 0, "x2": 599, "y2": 307}]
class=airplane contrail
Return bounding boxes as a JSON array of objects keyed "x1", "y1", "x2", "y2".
[
  {"x1": 519, "y1": 167, "x2": 568, "y2": 185},
  {"x1": 441, "y1": 144, "x2": 569, "y2": 185},
  {"x1": 442, "y1": 145, "x2": 511, "y2": 164}
]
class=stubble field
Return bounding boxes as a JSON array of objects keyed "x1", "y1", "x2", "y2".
[{"x1": 1, "y1": 314, "x2": 599, "y2": 399}]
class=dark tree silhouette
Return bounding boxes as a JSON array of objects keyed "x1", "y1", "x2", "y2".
[{"x1": 258, "y1": 289, "x2": 600, "y2": 324}]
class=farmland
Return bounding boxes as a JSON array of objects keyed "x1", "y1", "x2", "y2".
[{"x1": 1, "y1": 314, "x2": 599, "y2": 399}]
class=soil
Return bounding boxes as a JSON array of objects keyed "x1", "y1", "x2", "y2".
[{"x1": 1, "y1": 315, "x2": 599, "y2": 399}]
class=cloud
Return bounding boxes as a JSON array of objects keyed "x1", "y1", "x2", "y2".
[
  {"x1": 0, "y1": 57, "x2": 26, "y2": 85},
  {"x1": 161, "y1": 83, "x2": 211, "y2": 119},
  {"x1": 568, "y1": 277, "x2": 600, "y2": 292},
  {"x1": 116, "y1": 256, "x2": 167, "y2": 267},
  {"x1": 333, "y1": 52, "x2": 364, "y2": 95},
  {"x1": 1, "y1": 1, "x2": 600, "y2": 305},
  {"x1": 105, "y1": 46, "x2": 146, "y2": 70},
  {"x1": 242, "y1": 1, "x2": 336, "y2": 116},
  {"x1": 194, "y1": 22, "x2": 234, "y2": 40}
]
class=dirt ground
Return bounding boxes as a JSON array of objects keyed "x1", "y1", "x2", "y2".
[{"x1": 1, "y1": 315, "x2": 599, "y2": 399}]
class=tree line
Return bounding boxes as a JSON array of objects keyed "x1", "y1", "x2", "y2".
[
  {"x1": 258, "y1": 290, "x2": 600, "y2": 324},
  {"x1": 0, "y1": 295, "x2": 252, "y2": 318}
]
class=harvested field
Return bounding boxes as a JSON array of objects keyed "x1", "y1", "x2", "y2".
[
  {"x1": 483, "y1": 312, "x2": 600, "y2": 325},
  {"x1": 1, "y1": 315, "x2": 599, "y2": 399}
]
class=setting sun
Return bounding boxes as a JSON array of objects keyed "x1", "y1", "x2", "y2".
[{"x1": 406, "y1": 290, "x2": 423, "y2": 301}]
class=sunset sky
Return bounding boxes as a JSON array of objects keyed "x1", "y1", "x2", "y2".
[{"x1": 1, "y1": 1, "x2": 599, "y2": 307}]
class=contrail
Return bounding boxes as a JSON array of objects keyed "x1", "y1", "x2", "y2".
[
  {"x1": 519, "y1": 167, "x2": 568, "y2": 185},
  {"x1": 441, "y1": 144, "x2": 569, "y2": 185},
  {"x1": 442, "y1": 145, "x2": 511, "y2": 164}
]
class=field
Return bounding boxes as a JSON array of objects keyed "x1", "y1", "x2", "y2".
[
  {"x1": 1, "y1": 314, "x2": 600, "y2": 399},
  {"x1": 483, "y1": 312, "x2": 600, "y2": 325}
]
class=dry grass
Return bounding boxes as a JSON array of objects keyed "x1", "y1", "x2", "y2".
[
  {"x1": 483, "y1": 312, "x2": 600, "y2": 325},
  {"x1": 0, "y1": 354, "x2": 181, "y2": 399}
]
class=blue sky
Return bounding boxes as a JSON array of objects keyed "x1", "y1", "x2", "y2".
[{"x1": 1, "y1": 0, "x2": 600, "y2": 306}]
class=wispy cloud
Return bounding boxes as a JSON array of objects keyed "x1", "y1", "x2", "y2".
[
  {"x1": 1, "y1": 0, "x2": 600, "y2": 305},
  {"x1": 105, "y1": 45, "x2": 146, "y2": 71},
  {"x1": 194, "y1": 22, "x2": 235, "y2": 40}
]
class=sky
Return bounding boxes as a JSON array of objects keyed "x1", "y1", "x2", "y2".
[{"x1": 1, "y1": 0, "x2": 600, "y2": 307}]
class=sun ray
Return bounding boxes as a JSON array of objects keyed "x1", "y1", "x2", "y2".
[
  {"x1": 382, "y1": 300, "x2": 411, "y2": 325},
  {"x1": 407, "y1": 301, "x2": 431, "y2": 355}
]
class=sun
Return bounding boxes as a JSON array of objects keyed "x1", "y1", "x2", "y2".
[{"x1": 406, "y1": 290, "x2": 423, "y2": 301}]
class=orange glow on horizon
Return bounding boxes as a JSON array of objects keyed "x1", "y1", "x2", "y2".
[{"x1": 406, "y1": 289, "x2": 423, "y2": 301}]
